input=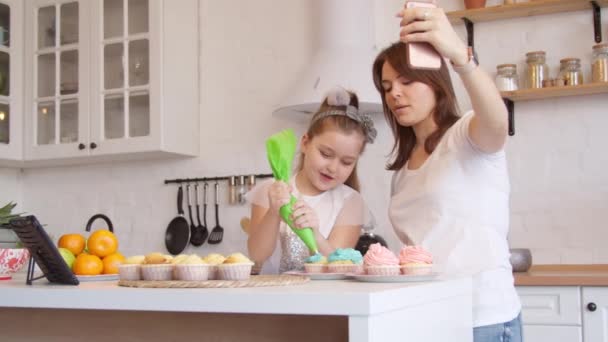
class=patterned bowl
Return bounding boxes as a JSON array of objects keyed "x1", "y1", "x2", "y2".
[{"x1": 0, "y1": 248, "x2": 30, "y2": 280}]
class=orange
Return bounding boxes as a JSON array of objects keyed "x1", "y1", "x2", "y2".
[
  {"x1": 87, "y1": 230, "x2": 118, "y2": 258},
  {"x1": 58, "y1": 234, "x2": 86, "y2": 256},
  {"x1": 102, "y1": 252, "x2": 125, "y2": 274},
  {"x1": 72, "y1": 253, "x2": 103, "y2": 276}
]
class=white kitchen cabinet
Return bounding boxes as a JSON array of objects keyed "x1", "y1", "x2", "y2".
[
  {"x1": 23, "y1": 0, "x2": 199, "y2": 166},
  {"x1": 582, "y1": 287, "x2": 608, "y2": 342},
  {"x1": 0, "y1": 0, "x2": 23, "y2": 166},
  {"x1": 518, "y1": 286, "x2": 608, "y2": 342}
]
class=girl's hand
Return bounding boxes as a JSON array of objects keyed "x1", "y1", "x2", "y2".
[
  {"x1": 290, "y1": 199, "x2": 320, "y2": 233},
  {"x1": 396, "y1": 6, "x2": 469, "y2": 66},
  {"x1": 268, "y1": 181, "x2": 291, "y2": 215}
]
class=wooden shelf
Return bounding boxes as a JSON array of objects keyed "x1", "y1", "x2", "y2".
[
  {"x1": 501, "y1": 83, "x2": 608, "y2": 102},
  {"x1": 447, "y1": 0, "x2": 608, "y2": 24}
]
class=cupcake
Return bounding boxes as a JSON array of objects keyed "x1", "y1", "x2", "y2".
[
  {"x1": 304, "y1": 253, "x2": 328, "y2": 273},
  {"x1": 327, "y1": 248, "x2": 364, "y2": 274},
  {"x1": 363, "y1": 243, "x2": 400, "y2": 276},
  {"x1": 201, "y1": 253, "x2": 226, "y2": 280},
  {"x1": 118, "y1": 255, "x2": 145, "y2": 281},
  {"x1": 399, "y1": 245, "x2": 433, "y2": 275},
  {"x1": 217, "y1": 253, "x2": 254, "y2": 280},
  {"x1": 173, "y1": 254, "x2": 210, "y2": 281},
  {"x1": 140, "y1": 252, "x2": 174, "y2": 280}
]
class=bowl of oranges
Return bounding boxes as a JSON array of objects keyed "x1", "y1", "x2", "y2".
[{"x1": 57, "y1": 228, "x2": 125, "y2": 280}]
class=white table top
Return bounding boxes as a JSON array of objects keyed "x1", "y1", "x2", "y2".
[{"x1": 0, "y1": 274, "x2": 471, "y2": 316}]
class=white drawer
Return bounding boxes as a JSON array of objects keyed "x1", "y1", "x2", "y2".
[
  {"x1": 517, "y1": 286, "x2": 581, "y2": 325},
  {"x1": 522, "y1": 325, "x2": 582, "y2": 342}
]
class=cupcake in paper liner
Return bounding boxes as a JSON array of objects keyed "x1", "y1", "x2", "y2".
[
  {"x1": 118, "y1": 255, "x2": 145, "y2": 281},
  {"x1": 398, "y1": 245, "x2": 433, "y2": 276},
  {"x1": 201, "y1": 253, "x2": 226, "y2": 280},
  {"x1": 364, "y1": 243, "x2": 400, "y2": 276},
  {"x1": 303, "y1": 253, "x2": 327, "y2": 274},
  {"x1": 217, "y1": 253, "x2": 254, "y2": 280},
  {"x1": 140, "y1": 252, "x2": 174, "y2": 280},
  {"x1": 174, "y1": 255, "x2": 210, "y2": 281},
  {"x1": 327, "y1": 248, "x2": 363, "y2": 274}
]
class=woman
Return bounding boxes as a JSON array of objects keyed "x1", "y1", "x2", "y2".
[{"x1": 372, "y1": 5, "x2": 522, "y2": 342}]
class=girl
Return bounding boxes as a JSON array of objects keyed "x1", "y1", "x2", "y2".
[
  {"x1": 372, "y1": 5, "x2": 521, "y2": 342},
  {"x1": 247, "y1": 87, "x2": 376, "y2": 274}
]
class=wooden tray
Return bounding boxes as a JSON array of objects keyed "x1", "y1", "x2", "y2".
[{"x1": 118, "y1": 274, "x2": 309, "y2": 288}]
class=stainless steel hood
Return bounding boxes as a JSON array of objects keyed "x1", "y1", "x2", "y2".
[{"x1": 273, "y1": 0, "x2": 383, "y2": 117}]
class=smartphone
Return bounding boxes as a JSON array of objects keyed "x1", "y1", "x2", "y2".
[{"x1": 404, "y1": 1, "x2": 442, "y2": 70}]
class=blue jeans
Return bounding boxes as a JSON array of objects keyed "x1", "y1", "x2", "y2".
[{"x1": 473, "y1": 313, "x2": 522, "y2": 342}]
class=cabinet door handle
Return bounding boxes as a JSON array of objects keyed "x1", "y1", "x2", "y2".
[
  {"x1": 90, "y1": 142, "x2": 97, "y2": 149},
  {"x1": 78, "y1": 143, "x2": 86, "y2": 150},
  {"x1": 587, "y1": 302, "x2": 597, "y2": 312}
]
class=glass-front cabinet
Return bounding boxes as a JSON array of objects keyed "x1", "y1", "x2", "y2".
[
  {"x1": 0, "y1": 0, "x2": 23, "y2": 165},
  {"x1": 24, "y1": 0, "x2": 199, "y2": 164}
]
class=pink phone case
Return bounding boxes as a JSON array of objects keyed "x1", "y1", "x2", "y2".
[{"x1": 405, "y1": 1, "x2": 442, "y2": 70}]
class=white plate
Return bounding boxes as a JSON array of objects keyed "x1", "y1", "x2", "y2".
[
  {"x1": 349, "y1": 273, "x2": 439, "y2": 283},
  {"x1": 77, "y1": 274, "x2": 119, "y2": 282},
  {"x1": 284, "y1": 270, "x2": 348, "y2": 280}
]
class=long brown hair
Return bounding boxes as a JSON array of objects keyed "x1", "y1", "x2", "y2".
[
  {"x1": 372, "y1": 42, "x2": 460, "y2": 171},
  {"x1": 295, "y1": 91, "x2": 367, "y2": 191}
]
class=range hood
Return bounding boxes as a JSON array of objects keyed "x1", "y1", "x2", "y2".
[{"x1": 273, "y1": 0, "x2": 383, "y2": 117}]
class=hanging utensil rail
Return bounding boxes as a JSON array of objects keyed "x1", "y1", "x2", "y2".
[{"x1": 164, "y1": 173, "x2": 273, "y2": 185}]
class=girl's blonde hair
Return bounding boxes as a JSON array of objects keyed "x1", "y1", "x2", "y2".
[{"x1": 295, "y1": 89, "x2": 371, "y2": 191}]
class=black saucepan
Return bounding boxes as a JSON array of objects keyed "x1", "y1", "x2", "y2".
[{"x1": 165, "y1": 185, "x2": 190, "y2": 255}]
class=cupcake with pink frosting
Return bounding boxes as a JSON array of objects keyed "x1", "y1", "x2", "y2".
[
  {"x1": 399, "y1": 245, "x2": 433, "y2": 275},
  {"x1": 363, "y1": 243, "x2": 400, "y2": 276}
]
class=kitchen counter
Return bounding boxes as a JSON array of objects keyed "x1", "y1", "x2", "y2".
[
  {"x1": 0, "y1": 274, "x2": 472, "y2": 342},
  {"x1": 514, "y1": 264, "x2": 608, "y2": 286}
]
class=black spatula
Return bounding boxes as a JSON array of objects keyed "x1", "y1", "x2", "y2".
[{"x1": 207, "y1": 182, "x2": 224, "y2": 244}]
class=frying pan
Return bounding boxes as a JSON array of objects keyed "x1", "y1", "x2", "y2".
[{"x1": 165, "y1": 185, "x2": 190, "y2": 255}]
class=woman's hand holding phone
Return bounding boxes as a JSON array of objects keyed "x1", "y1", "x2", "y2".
[{"x1": 398, "y1": 2, "x2": 469, "y2": 68}]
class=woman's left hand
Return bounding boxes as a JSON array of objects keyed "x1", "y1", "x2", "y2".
[
  {"x1": 397, "y1": 6, "x2": 469, "y2": 66},
  {"x1": 290, "y1": 200, "x2": 320, "y2": 233}
]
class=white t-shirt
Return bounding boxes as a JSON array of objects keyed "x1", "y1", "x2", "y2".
[
  {"x1": 248, "y1": 177, "x2": 366, "y2": 274},
  {"x1": 389, "y1": 111, "x2": 521, "y2": 327}
]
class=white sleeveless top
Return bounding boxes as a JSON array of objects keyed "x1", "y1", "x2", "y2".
[
  {"x1": 248, "y1": 177, "x2": 366, "y2": 274},
  {"x1": 389, "y1": 112, "x2": 521, "y2": 327}
]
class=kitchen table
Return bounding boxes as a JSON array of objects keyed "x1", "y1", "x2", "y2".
[{"x1": 0, "y1": 274, "x2": 472, "y2": 342}]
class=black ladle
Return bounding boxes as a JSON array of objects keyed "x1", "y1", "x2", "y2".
[
  {"x1": 190, "y1": 183, "x2": 208, "y2": 246},
  {"x1": 186, "y1": 184, "x2": 197, "y2": 246}
]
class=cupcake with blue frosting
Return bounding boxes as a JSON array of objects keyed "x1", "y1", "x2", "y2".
[
  {"x1": 304, "y1": 253, "x2": 328, "y2": 273},
  {"x1": 327, "y1": 248, "x2": 364, "y2": 274}
]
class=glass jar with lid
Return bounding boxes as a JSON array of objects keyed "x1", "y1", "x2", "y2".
[
  {"x1": 495, "y1": 64, "x2": 519, "y2": 91},
  {"x1": 592, "y1": 43, "x2": 608, "y2": 83},
  {"x1": 525, "y1": 51, "x2": 548, "y2": 89},
  {"x1": 558, "y1": 58, "x2": 583, "y2": 86}
]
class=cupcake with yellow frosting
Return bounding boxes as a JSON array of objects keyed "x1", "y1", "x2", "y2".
[
  {"x1": 304, "y1": 253, "x2": 328, "y2": 273},
  {"x1": 174, "y1": 254, "x2": 210, "y2": 281},
  {"x1": 217, "y1": 253, "x2": 254, "y2": 280},
  {"x1": 118, "y1": 255, "x2": 145, "y2": 281},
  {"x1": 201, "y1": 253, "x2": 226, "y2": 280},
  {"x1": 140, "y1": 252, "x2": 174, "y2": 280}
]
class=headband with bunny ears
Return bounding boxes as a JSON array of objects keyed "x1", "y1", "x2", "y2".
[{"x1": 311, "y1": 87, "x2": 377, "y2": 144}]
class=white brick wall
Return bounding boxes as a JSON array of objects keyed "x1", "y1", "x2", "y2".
[{"x1": 2, "y1": 1, "x2": 608, "y2": 263}]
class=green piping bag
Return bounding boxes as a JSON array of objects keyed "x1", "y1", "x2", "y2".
[{"x1": 266, "y1": 129, "x2": 319, "y2": 254}]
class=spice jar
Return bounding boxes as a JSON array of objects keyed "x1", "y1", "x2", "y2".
[
  {"x1": 495, "y1": 64, "x2": 519, "y2": 91},
  {"x1": 558, "y1": 58, "x2": 583, "y2": 86},
  {"x1": 237, "y1": 175, "x2": 247, "y2": 204},
  {"x1": 228, "y1": 176, "x2": 237, "y2": 205},
  {"x1": 592, "y1": 43, "x2": 608, "y2": 83},
  {"x1": 525, "y1": 51, "x2": 548, "y2": 89}
]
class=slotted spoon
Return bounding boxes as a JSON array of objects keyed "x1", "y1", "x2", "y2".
[{"x1": 207, "y1": 182, "x2": 224, "y2": 244}]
